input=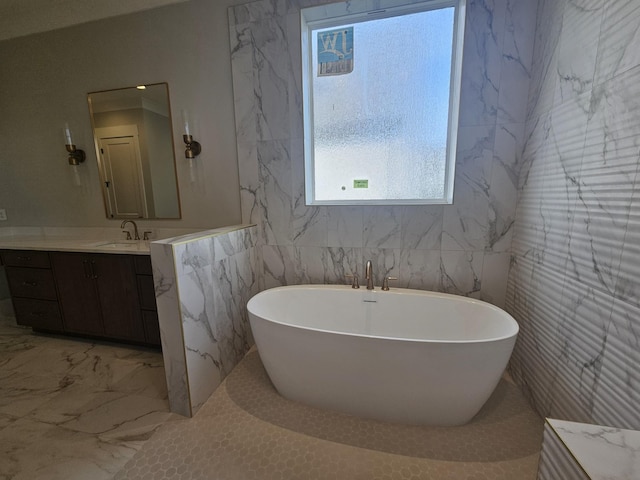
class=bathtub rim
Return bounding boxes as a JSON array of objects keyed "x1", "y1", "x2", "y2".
[{"x1": 247, "y1": 284, "x2": 519, "y2": 345}]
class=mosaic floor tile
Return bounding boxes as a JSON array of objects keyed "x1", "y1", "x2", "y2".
[{"x1": 116, "y1": 350, "x2": 544, "y2": 480}]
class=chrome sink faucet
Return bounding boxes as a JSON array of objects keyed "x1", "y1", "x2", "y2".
[
  {"x1": 365, "y1": 260, "x2": 374, "y2": 290},
  {"x1": 120, "y1": 220, "x2": 140, "y2": 240}
]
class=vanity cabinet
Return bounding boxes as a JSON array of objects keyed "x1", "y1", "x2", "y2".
[
  {"x1": 51, "y1": 252, "x2": 146, "y2": 342},
  {"x1": 134, "y1": 256, "x2": 162, "y2": 346},
  {"x1": 1, "y1": 250, "x2": 64, "y2": 331},
  {"x1": 0, "y1": 249, "x2": 160, "y2": 347}
]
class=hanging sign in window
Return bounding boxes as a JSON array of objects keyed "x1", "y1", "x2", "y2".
[{"x1": 317, "y1": 27, "x2": 353, "y2": 76}]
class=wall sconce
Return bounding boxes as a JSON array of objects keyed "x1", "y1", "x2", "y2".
[
  {"x1": 63, "y1": 124, "x2": 86, "y2": 166},
  {"x1": 182, "y1": 111, "x2": 202, "y2": 159}
]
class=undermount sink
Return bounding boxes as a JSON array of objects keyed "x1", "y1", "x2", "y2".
[
  {"x1": 98, "y1": 242, "x2": 140, "y2": 248},
  {"x1": 84, "y1": 241, "x2": 142, "y2": 249}
]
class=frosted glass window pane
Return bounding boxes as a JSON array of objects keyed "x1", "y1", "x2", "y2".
[{"x1": 310, "y1": 7, "x2": 455, "y2": 203}]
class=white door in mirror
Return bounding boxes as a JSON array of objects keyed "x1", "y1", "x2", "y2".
[{"x1": 0, "y1": 209, "x2": 7, "y2": 221}]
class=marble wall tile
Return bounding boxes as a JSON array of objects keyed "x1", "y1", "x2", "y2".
[
  {"x1": 327, "y1": 206, "x2": 364, "y2": 248},
  {"x1": 509, "y1": 0, "x2": 640, "y2": 432},
  {"x1": 440, "y1": 251, "x2": 483, "y2": 298},
  {"x1": 497, "y1": 0, "x2": 537, "y2": 124},
  {"x1": 552, "y1": 278, "x2": 615, "y2": 423},
  {"x1": 615, "y1": 196, "x2": 640, "y2": 309},
  {"x1": 527, "y1": 0, "x2": 566, "y2": 119},
  {"x1": 459, "y1": 0, "x2": 507, "y2": 127},
  {"x1": 252, "y1": 18, "x2": 294, "y2": 142},
  {"x1": 400, "y1": 206, "x2": 443, "y2": 251},
  {"x1": 594, "y1": 67, "x2": 640, "y2": 307},
  {"x1": 554, "y1": 0, "x2": 604, "y2": 106},
  {"x1": 180, "y1": 233, "x2": 257, "y2": 413},
  {"x1": 399, "y1": 249, "x2": 441, "y2": 292},
  {"x1": 321, "y1": 247, "x2": 361, "y2": 284},
  {"x1": 363, "y1": 206, "x2": 402, "y2": 249},
  {"x1": 229, "y1": 23, "x2": 258, "y2": 146},
  {"x1": 442, "y1": 126, "x2": 494, "y2": 252},
  {"x1": 361, "y1": 248, "x2": 401, "y2": 288},
  {"x1": 151, "y1": 227, "x2": 258, "y2": 417},
  {"x1": 480, "y1": 252, "x2": 511, "y2": 308},
  {"x1": 507, "y1": 260, "x2": 571, "y2": 417},
  {"x1": 597, "y1": 298, "x2": 640, "y2": 428},
  {"x1": 291, "y1": 142, "x2": 328, "y2": 247},
  {"x1": 566, "y1": 82, "x2": 633, "y2": 295},
  {"x1": 150, "y1": 242, "x2": 190, "y2": 418},
  {"x1": 538, "y1": 93, "x2": 590, "y2": 277},
  {"x1": 229, "y1": 0, "x2": 536, "y2": 318},
  {"x1": 489, "y1": 123, "x2": 524, "y2": 252},
  {"x1": 237, "y1": 142, "x2": 261, "y2": 226},
  {"x1": 258, "y1": 139, "x2": 294, "y2": 245},
  {"x1": 593, "y1": 1, "x2": 640, "y2": 86},
  {"x1": 262, "y1": 244, "x2": 295, "y2": 288}
]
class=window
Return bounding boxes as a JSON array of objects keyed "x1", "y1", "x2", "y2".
[{"x1": 301, "y1": 0, "x2": 466, "y2": 205}]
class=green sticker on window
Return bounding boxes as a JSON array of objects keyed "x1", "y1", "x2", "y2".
[{"x1": 353, "y1": 179, "x2": 368, "y2": 188}]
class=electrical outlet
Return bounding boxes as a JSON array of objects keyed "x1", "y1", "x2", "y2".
[{"x1": 0, "y1": 209, "x2": 6, "y2": 221}]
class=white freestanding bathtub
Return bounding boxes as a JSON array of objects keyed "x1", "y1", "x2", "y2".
[{"x1": 247, "y1": 285, "x2": 519, "y2": 426}]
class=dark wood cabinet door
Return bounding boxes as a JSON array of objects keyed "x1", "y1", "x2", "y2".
[
  {"x1": 51, "y1": 252, "x2": 104, "y2": 336},
  {"x1": 91, "y1": 254, "x2": 145, "y2": 343}
]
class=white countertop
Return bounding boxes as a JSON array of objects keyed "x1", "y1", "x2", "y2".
[
  {"x1": 548, "y1": 419, "x2": 640, "y2": 479},
  {"x1": 0, "y1": 235, "x2": 152, "y2": 255},
  {"x1": 0, "y1": 224, "x2": 254, "y2": 256}
]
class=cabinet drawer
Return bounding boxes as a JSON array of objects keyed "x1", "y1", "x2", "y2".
[
  {"x1": 142, "y1": 310, "x2": 162, "y2": 346},
  {"x1": 1, "y1": 250, "x2": 50, "y2": 268},
  {"x1": 6, "y1": 267, "x2": 57, "y2": 300},
  {"x1": 13, "y1": 297, "x2": 63, "y2": 331}
]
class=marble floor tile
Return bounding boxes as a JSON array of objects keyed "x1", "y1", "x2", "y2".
[
  {"x1": 0, "y1": 412, "x2": 16, "y2": 432},
  {"x1": 110, "y1": 363, "x2": 169, "y2": 399},
  {"x1": 56, "y1": 392, "x2": 172, "y2": 437},
  {"x1": 0, "y1": 324, "x2": 172, "y2": 480},
  {"x1": 0, "y1": 343, "x2": 143, "y2": 390},
  {"x1": 0, "y1": 371, "x2": 69, "y2": 417},
  {"x1": 0, "y1": 417, "x2": 141, "y2": 480}
]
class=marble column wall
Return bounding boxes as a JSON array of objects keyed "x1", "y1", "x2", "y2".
[
  {"x1": 507, "y1": 0, "x2": 640, "y2": 430},
  {"x1": 151, "y1": 226, "x2": 258, "y2": 416},
  {"x1": 229, "y1": 0, "x2": 538, "y2": 309}
]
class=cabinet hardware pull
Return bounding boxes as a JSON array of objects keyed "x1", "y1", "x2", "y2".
[
  {"x1": 22, "y1": 281, "x2": 38, "y2": 287},
  {"x1": 17, "y1": 256, "x2": 31, "y2": 261},
  {"x1": 82, "y1": 260, "x2": 92, "y2": 279},
  {"x1": 90, "y1": 260, "x2": 99, "y2": 279}
]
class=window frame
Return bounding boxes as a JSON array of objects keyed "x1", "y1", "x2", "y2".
[{"x1": 301, "y1": 0, "x2": 466, "y2": 206}]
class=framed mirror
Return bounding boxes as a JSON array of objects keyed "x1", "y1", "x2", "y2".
[{"x1": 87, "y1": 83, "x2": 181, "y2": 219}]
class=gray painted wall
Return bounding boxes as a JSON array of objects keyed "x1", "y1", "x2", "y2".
[{"x1": 0, "y1": 0, "x2": 244, "y2": 229}]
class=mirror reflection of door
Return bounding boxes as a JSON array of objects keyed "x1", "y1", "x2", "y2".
[
  {"x1": 87, "y1": 83, "x2": 181, "y2": 219},
  {"x1": 96, "y1": 126, "x2": 147, "y2": 219}
]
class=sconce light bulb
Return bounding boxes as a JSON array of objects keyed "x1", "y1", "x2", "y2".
[
  {"x1": 63, "y1": 124, "x2": 73, "y2": 145},
  {"x1": 72, "y1": 164, "x2": 82, "y2": 186},
  {"x1": 182, "y1": 110, "x2": 191, "y2": 136},
  {"x1": 189, "y1": 158, "x2": 197, "y2": 183}
]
